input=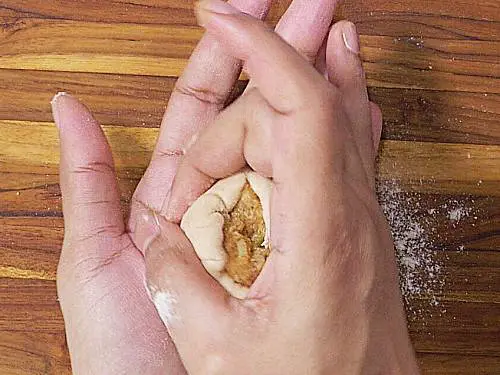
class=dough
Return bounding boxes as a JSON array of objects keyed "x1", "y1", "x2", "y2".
[{"x1": 180, "y1": 172, "x2": 272, "y2": 299}]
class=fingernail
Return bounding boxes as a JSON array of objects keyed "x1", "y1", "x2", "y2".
[
  {"x1": 50, "y1": 92, "x2": 69, "y2": 129},
  {"x1": 195, "y1": 0, "x2": 240, "y2": 27},
  {"x1": 342, "y1": 22, "x2": 360, "y2": 55},
  {"x1": 134, "y1": 208, "x2": 161, "y2": 253}
]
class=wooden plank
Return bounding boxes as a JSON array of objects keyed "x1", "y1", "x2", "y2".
[
  {"x1": 381, "y1": 191, "x2": 500, "y2": 253},
  {"x1": 0, "y1": 279, "x2": 63, "y2": 332},
  {"x1": 0, "y1": 217, "x2": 61, "y2": 281},
  {"x1": 362, "y1": 36, "x2": 500, "y2": 93},
  {"x1": 0, "y1": 120, "x2": 157, "y2": 178},
  {"x1": 417, "y1": 353, "x2": 500, "y2": 375},
  {"x1": 1, "y1": 19, "x2": 499, "y2": 93},
  {"x1": 1, "y1": 0, "x2": 499, "y2": 373},
  {"x1": 0, "y1": 0, "x2": 288, "y2": 26},
  {"x1": 3, "y1": 0, "x2": 499, "y2": 42},
  {"x1": 1, "y1": 215, "x2": 497, "y2": 296},
  {"x1": 0, "y1": 172, "x2": 138, "y2": 216},
  {"x1": 0, "y1": 173, "x2": 493, "y2": 219},
  {"x1": 0, "y1": 0, "x2": 195, "y2": 25},
  {"x1": 409, "y1": 299, "x2": 500, "y2": 356},
  {"x1": 377, "y1": 141, "x2": 500, "y2": 196},
  {"x1": 442, "y1": 251, "x2": 500, "y2": 299},
  {"x1": 1, "y1": 69, "x2": 499, "y2": 145},
  {"x1": 371, "y1": 88, "x2": 500, "y2": 145},
  {"x1": 0, "y1": 331, "x2": 70, "y2": 375},
  {"x1": 0, "y1": 277, "x2": 497, "y2": 356},
  {"x1": 339, "y1": 0, "x2": 500, "y2": 41},
  {"x1": 1, "y1": 183, "x2": 498, "y2": 249},
  {"x1": 0, "y1": 19, "x2": 197, "y2": 76},
  {"x1": 0, "y1": 69, "x2": 172, "y2": 128},
  {"x1": 0, "y1": 120, "x2": 499, "y2": 195}
]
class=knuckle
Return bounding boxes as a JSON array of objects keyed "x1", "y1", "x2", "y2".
[
  {"x1": 58, "y1": 237, "x2": 131, "y2": 286},
  {"x1": 69, "y1": 161, "x2": 115, "y2": 177},
  {"x1": 174, "y1": 81, "x2": 227, "y2": 107},
  {"x1": 73, "y1": 223, "x2": 122, "y2": 240}
]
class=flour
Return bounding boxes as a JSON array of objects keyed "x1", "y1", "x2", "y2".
[
  {"x1": 377, "y1": 180, "x2": 443, "y2": 319},
  {"x1": 152, "y1": 290, "x2": 179, "y2": 328},
  {"x1": 377, "y1": 179, "x2": 477, "y2": 321},
  {"x1": 447, "y1": 206, "x2": 471, "y2": 222}
]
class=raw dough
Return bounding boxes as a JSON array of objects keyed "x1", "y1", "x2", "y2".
[{"x1": 180, "y1": 172, "x2": 272, "y2": 299}]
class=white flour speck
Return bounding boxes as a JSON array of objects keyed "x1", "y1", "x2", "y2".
[{"x1": 448, "y1": 206, "x2": 470, "y2": 222}]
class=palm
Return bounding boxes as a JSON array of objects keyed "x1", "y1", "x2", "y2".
[{"x1": 57, "y1": 229, "x2": 183, "y2": 374}]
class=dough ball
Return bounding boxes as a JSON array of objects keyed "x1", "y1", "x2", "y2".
[{"x1": 180, "y1": 172, "x2": 272, "y2": 299}]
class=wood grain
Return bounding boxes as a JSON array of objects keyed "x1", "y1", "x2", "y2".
[
  {"x1": 1, "y1": 0, "x2": 499, "y2": 373},
  {"x1": 0, "y1": 120, "x2": 498, "y2": 195},
  {"x1": 3, "y1": 0, "x2": 499, "y2": 41},
  {"x1": 0, "y1": 331, "x2": 70, "y2": 375},
  {"x1": 417, "y1": 354, "x2": 500, "y2": 375},
  {"x1": 339, "y1": 0, "x2": 500, "y2": 41},
  {"x1": 1, "y1": 69, "x2": 499, "y2": 144},
  {"x1": 0, "y1": 0, "x2": 289, "y2": 26},
  {"x1": 1, "y1": 19, "x2": 499, "y2": 93}
]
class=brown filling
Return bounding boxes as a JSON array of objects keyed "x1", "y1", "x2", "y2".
[{"x1": 223, "y1": 182, "x2": 269, "y2": 287}]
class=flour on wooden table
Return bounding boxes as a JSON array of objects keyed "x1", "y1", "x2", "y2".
[
  {"x1": 377, "y1": 179, "x2": 476, "y2": 321},
  {"x1": 377, "y1": 180, "x2": 443, "y2": 319}
]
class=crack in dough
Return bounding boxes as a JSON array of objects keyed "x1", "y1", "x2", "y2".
[{"x1": 223, "y1": 182, "x2": 269, "y2": 287}]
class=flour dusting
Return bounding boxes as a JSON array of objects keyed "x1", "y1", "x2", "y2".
[
  {"x1": 377, "y1": 179, "x2": 477, "y2": 320},
  {"x1": 447, "y1": 206, "x2": 471, "y2": 222},
  {"x1": 377, "y1": 180, "x2": 442, "y2": 318},
  {"x1": 152, "y1": 290, "x2": 179, "y2": 328}
]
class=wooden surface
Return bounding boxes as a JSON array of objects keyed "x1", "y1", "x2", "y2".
[{"x1": 0, "y1": 0, "x2": 499, "y2": 373}]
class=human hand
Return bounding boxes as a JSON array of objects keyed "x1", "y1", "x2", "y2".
[
  {"x1": 139, "y1": 1, "x2": 420, "y2": 374},
  {"x1": 53, "y1": 0, "x2": 347, "y2": 373}
]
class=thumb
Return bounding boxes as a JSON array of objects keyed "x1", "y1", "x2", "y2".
[
  {"x1": 52, "y1": 92, "x2": 124, "y2": 245},
  {"x1": 136, "y1": 211, "x2": 231, "y2": 370}
]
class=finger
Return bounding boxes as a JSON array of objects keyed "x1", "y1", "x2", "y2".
[
  {"x1": 141, "y1": 212, "x2": 230, "y2": 374},
  {"x1": 190, "y1": 4, "x2": 373, "y2": 267},
  {"x1": 325, "y1": 21, "x2": 375, "y2": 167},
  {"x1": 274, "y1": 0, "x2": 339, "y2": 63},
  {"x1": 165, "y1": 89, "x2": 274, "y2": 222},
  {"x1": 133, "y1": 0, "x2": 273, "y2": 211},
  {"x1": 196, "y1": 0, "x2": 330, "y2": 114},
  {"x1": 51, "y1": 92, "x2": 124, "y2": 242},
  {"x1": 370, "y1": 101, "x2": 383, "y2": 152},
  {"x1": 195, "y1": 1, "x2": 353, "y2": 191}
]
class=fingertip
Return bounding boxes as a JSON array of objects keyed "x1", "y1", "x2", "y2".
[
  {"x1": 340, "y1": 21, "x2": 360, "y2": 55},
  {"x1": 130, "y1": 204, "x2": 161, "y2": 255},
  {"x1": 50, "y1": 91, "x2": 71, "y2": 129},
  {"x1": 326, "y1": 20, "x2": 364, "y2": 86},
  {"x1": 195, "y1": 0, "x2": 241, "y2": 27},
  {"x1": 50, "y1": 92, "x2": 96, "y2": 133}
]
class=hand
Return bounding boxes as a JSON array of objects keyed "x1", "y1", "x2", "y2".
[
  {"x1": 139, "y1": 1, "x2": 419, "y2": 374},
  {"x1": 53, "y1": 0, "x2": 347, "y2": 373}
]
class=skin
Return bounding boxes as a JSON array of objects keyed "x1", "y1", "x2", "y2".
[
  {"x1": 52, "y1": 0, "x2": 418, "y2": 374},
  {"x1": 141, "y1": 1, "x2": 420, "y2": 374}
]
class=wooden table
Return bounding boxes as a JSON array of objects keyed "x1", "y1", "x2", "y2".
[{"x1": 0, "y1": 1, "x2": 499, "y2": 373}]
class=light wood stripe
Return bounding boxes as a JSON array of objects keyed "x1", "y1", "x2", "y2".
[
  {"x1": 1, "y1": 120, "x2": 498, "y2": 195},
  {"x1": 1, "y1": 19, "x2": 498, "y2": 92},
  {"x1": 0, "y1": 266, "x2": 56, "y2": 281}
]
